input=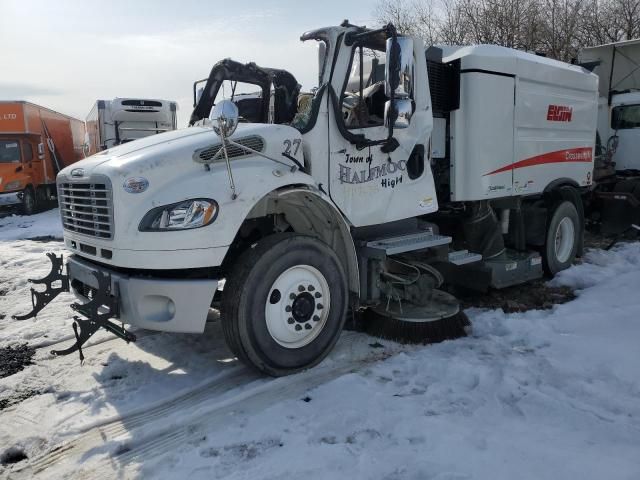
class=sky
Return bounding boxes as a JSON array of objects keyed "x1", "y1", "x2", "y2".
[{"x1": 0, "y1": 0, "x2": 376, "y2": 127}]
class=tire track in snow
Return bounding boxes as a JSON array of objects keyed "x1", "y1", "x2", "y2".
[
  {"x1": 21, "y1": 367, "x2": 254, "y2": 476},
  {"x1": 92, "y1": 337, "x2": 400, "y2": 480},
  {"x1": 16, "y1": 332, "x2": 399, "y2": 478}
]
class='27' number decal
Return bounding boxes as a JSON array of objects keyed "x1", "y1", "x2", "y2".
[{"x1": 283, "y1": 139, "x2": 301, "y2": 156}]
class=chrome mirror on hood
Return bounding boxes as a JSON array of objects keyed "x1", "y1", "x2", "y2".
[{"x1": 209, "y1": 100, "x2": 239, "y2": 138}]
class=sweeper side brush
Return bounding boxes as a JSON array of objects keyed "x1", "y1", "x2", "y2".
[{"x1": 362, "y1": 290, "x2": 472, "y2": 344}]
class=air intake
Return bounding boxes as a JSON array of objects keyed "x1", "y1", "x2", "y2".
[{"x1": 195, "y1": 135, "x2": 265, "y2": 163}]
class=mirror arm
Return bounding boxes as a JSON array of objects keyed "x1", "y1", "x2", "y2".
[
  {"x1": 218, "y1": 129, "x2": 238, "y2": 200},
  {"x1": 386, "y1": 24, "x2": 398, "y2": 144}
]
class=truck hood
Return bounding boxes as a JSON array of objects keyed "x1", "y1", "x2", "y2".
[
  {"x1": 59, "y1": 127, "x2": 211, "y2": 176},
  {"x1": 57, "y1": 123, "x2": 302, "y2": 181}
]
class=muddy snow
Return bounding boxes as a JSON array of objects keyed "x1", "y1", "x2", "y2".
[{"x1": 0, "y1": 209, "x2": 639, "y2": 479}]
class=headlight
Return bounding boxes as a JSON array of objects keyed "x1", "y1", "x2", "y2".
[
  {"x1": 139, "y1": 199, "x2": 219, "y2": 231},
  {"x1": 4, "y1": 180, "x2": 22, "y2": 191}
]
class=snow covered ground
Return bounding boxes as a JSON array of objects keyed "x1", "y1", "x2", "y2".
[{"x1": 1, "y1": 209, "x2": 639, "y2": 479}]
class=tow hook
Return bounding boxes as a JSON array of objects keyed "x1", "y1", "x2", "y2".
[{"x1": 12, "y1": 252, "x2": 136, "y2": 364}]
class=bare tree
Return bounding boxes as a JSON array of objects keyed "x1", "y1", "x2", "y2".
[
  {"x1": 613, "y1": 0, "x2": 640, "y2": 39},
  {"x1": 374, "y1": 0, "x2": 639, "y2": 62}
]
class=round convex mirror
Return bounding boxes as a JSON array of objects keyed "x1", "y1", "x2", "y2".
[{"x1": 209, "y1": 100, "x2": 239, "y2": 137}]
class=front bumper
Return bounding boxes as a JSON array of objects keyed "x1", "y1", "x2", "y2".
[
  {"x1": 0, "y1": 191, "x2": 22, "y2": 206},
  {"x1": 67, "y1": 255, "x2": 218, "y2": 333}
]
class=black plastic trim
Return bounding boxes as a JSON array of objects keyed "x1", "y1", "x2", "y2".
[{"x1": 460, "y1": 68, "x2": 515, "y2": 78}]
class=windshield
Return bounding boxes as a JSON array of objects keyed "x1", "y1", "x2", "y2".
[
  {"x1": 291, "y1": 39, "x2": 329, "y2": 132},
  {"x1": 612, "y1": 104, "x2": 640, "y2": 130},
  {"x1": 0, "y1": 140, "x2": 21, "y2": 163}
]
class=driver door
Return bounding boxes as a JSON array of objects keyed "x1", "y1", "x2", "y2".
[{"x1": 327, "y1": 42, "x2": 436, "y2": 227}]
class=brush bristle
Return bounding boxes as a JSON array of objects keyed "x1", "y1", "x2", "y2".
[{"x1": 363, "y1": 310, "x2": 472, "y2": 344}]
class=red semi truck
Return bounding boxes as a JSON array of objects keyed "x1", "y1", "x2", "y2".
[{"x1": 0, "y1": 101, "x2": 85, "y2": 214}]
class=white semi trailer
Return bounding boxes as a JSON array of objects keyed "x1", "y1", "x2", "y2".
[
  {"x1": 15, "y1": 22, "x2": 598, "y2": 375},
  {"x1": 579, "y1": 39, "x2": 640, "y2": 233},
  {"x1": 85, "y1": 98, "x2": 178, "y2": 155}
]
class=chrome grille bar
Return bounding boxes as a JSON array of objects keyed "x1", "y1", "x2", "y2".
[{"x1": 57, "y1": 175, "x2": 114, "y2": 239}]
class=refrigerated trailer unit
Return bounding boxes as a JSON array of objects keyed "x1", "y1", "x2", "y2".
[
  {"x1": 0, "y1": 101, "x2": 84, "y2": 214},
  {"x1": 85, "y1": 98, "x2": 178, "y2": 155}
]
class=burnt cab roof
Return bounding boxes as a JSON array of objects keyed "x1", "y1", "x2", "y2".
[{"x1": 189, "y1": 59, "x2": 300, "y2": 126}]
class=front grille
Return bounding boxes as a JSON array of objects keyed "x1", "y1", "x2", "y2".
[
  {"x1": 195, "y1": 135, "x2": 265, "y2": 163},
  {"x1": 58, "y1": 176, "x2": 114, "y2": 239}
]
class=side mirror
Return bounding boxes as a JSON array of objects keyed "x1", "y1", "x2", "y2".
[
  {"x1": 82, "y1": 132, "x2": 90, "y2": 156},
  {"x1": 209, "y1": 100, "x2": 239, "y2": 138},
  {"x1": 607, "y1": 134, "x2": 619, "y2": 154},
  {"x1": 384, "y1": 99, "x2": 412, "y2": 130},
  {"x1": 385, "y1": 36, "x2": 414, "y2": 100},
  {"x1": 384, "y1": 36, "x2": 414, "y2": 131},
  {"x1": 196, "y1": 87, "x2": 204, "y2": 105}
]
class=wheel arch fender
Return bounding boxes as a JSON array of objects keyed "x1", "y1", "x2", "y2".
[
  {"x1": 543, "y1": 178, "x2": 580, "y2": 194},
  {"x1": 227, "y1": 185, "x2": 360, "y2": 300}
]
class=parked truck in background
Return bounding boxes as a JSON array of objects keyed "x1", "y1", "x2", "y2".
[
  {"x1": 15, "y1": 22, "x2": 599, "y2": 376},
  {"x1": 85, "y1": 98, "x2": 178, "y2": 155},
  {"x1": 0, "y1": 101, "x2": 85, "y2": 214},
  {"x1": 579, "y1": 39, "x2": 640, "y2": 234}
]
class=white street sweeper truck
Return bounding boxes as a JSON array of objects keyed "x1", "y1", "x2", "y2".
[{"x1": 14, "y1": 22, "x2": 598, "y2": 375}]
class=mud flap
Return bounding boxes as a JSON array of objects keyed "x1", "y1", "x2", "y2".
[{"x1": 598, "y1": 190, "x2": 640, "y2": 236}]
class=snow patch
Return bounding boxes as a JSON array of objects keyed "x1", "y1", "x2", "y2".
[
  {"x1": 0, "y1": 209, "x2": 63, "y2": 241},
  {"x1": 0, "y1": 214, "x2": 638, "y2": 479}
]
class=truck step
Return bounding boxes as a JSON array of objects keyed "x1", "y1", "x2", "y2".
[
  {"x1": 448, "y1": 250, "x2": 482, "y2": 266},
  {"x1": 367, "y1": 231, "x2": 452, "y2": 255}
]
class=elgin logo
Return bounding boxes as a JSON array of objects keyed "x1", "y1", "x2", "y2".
[{"x1": 547, "y1": 105, "x2": 573, "y2": 122}]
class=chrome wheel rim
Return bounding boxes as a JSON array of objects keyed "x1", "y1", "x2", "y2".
[
  {"x1": 265, "y1": 265, "x2": 330, "y2": 349},
  {"x1": 554, "y1": 216, "x2": 575, "y2": 263}
]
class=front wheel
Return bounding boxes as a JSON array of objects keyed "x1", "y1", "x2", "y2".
[
  {"x1": 543, "y1": 200, "x2": 580, "y2": 276},
  {"x1": 221, "y1": 234, "x2": 348, "y2": 376}
]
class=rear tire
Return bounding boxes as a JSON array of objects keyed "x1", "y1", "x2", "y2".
[
  {"x1": 20, "y1": 187, "x2": 36, "y2": 215},
  {"x1": 221, "y1": 233, "x2": 348, "y2": 376},
  {"x1": 543, "y1": 200, "x2": 580, "y2": 276}
]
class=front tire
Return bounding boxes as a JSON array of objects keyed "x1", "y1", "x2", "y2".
[
  {"x1": 543, "y1": 200, "x2": 580, "y2": 276},
  {"x1": 221, "y1": 234, "x2": 348, "y2": 376}
]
